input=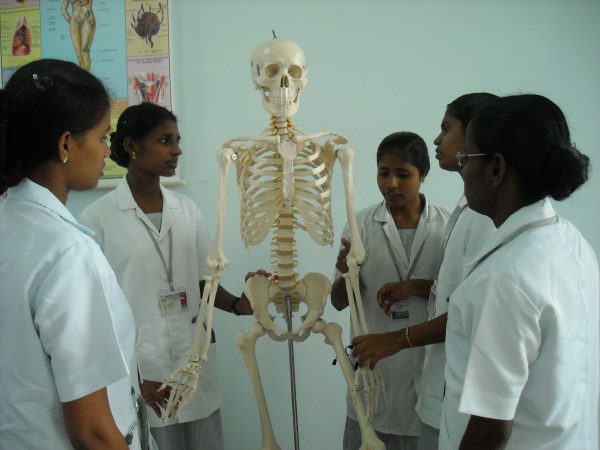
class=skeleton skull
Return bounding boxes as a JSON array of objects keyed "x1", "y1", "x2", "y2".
[{"x1": 250, "y1": 38, "x2": 308, "y2": 118}]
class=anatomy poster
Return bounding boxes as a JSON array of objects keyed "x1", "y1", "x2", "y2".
[{"x1": 0, "y1": 0, "x2": 172, "y2": 180}]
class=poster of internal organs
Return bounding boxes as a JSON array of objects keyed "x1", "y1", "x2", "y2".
[{"x1": 0, "y1": 0, "x2": 172, "y2": 179}]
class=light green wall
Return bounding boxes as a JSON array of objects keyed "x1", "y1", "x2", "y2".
[{"x1": 68, "y1": 1, "x2": 600, "y2": 448}]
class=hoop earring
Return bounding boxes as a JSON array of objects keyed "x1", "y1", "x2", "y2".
[{"x1": 62, "y1": 156, "x2": 68, "y2": 164}]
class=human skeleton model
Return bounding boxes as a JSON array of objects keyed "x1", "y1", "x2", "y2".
[{"x1": 162, "y1": 37, "x2": 385, "y2": 450}]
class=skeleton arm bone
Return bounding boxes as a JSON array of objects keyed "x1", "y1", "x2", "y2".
[
  {"x1": 335, "y1": 146, "x2": 365, "y2": 266},
  {"x1": 208, "y1": 146, "x2": 237, "y2": 270},
  {"x1": 335, "y1": 146, "x2": 369, "y2": 334},
  {"x1": 160, "y1": 271, "x2": 222, "y2": 418},
  {"x1": 160, "y1": 146, "x2": 237, "y2": 417},
  {"x1": 335, "y1": 146, "x2": 385, "y2": 419}
]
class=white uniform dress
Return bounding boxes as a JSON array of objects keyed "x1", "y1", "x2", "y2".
[
  {"x1": 416, "y1": 195, "x2": 495, "y2": 430},
  {"x1": 0, "y1": 179, "x2": 141, "y2": 450},
  {"x1": 441, "y1": 198, "x2": 599, "y2": 450},
  {"x1": 79, "y1": 178, "x2": 221, "y2": 428},
  {"x1": 335, "y1": 198, "x2": 449, "y2": 437}
]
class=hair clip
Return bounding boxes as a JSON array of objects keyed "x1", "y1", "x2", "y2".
[{"x1": 32, "y1": 73, "x2": 53, "y2": 91}]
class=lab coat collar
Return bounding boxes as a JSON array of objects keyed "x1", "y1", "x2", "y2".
[
  {"x1": 465, "y1": 197, "x2": 556, "y2": 274},
  {"x1": 373, "y1": 194, "x2": 431, "y2": 224},
  {"x1": 375, "y1": 194, "x2": 432, "y2": 278},
  {"x1": 9, "y1": 178, "x2": 94, "y2": 236},
  {"x1": 115, "y1": 177, "x2": 182, "y2": 238},
  {"x1": 455, "y1": 194, "x2": 468, "y2": 210}
]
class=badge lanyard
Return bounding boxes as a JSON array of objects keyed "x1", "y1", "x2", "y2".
[
  {"x1": 440, "y1": 203, "x2": 468, "y2": 258},
  {"x1": 427, "y1": 203, "x2": 466, "y2": 319},
  {"x1": 465, "y1": 215, "x2": 558, "y2": 278},
  {"x1": 382, "y1": 210, "x2": 425, "y2": 322},
  {"x1": 141, "y1": 221, "x2": 174, "y2": 291},
  {"x1": 382, "y1": 213, "x2": 423, "y2": 282}
]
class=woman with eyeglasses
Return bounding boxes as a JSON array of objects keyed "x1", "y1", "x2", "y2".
[
  {"x1": 441, "y1": 94, "x2": 598, "y2": 449},
  {"x1": 351, "y1": 93, "x2": 497, "y2": 450}
]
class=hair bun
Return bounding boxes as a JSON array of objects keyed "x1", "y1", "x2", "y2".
[{"x1": 541, "y1": 144, "x2": 589, "y2": 200}]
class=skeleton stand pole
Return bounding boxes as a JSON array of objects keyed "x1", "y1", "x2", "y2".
[{"x1": 284, "y1": 294, "x2": 300, "y2": 450}]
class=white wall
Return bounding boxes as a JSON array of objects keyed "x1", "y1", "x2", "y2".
[{"x1": 68, "y1": 1, "x2": 600, "y2": 449}]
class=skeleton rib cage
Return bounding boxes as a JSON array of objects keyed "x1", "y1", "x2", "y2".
[{"x1": 236, "y1": 132, "x2": 336, "y2": 292}]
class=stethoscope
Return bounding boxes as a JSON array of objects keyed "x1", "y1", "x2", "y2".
[{"x1": 124, "y1": 386, "x2": 144, "y2": 447}]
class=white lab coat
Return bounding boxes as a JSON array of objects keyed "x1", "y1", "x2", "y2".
[
  {"x1": 416, "y1": 195, "x2": 495, "y2": 429},
  {"x1": 79, "y1": 177, "x2": 221, "y2": 427},
  {"x1": 0, "y1": 179, "x2": 141, "y2": 450},
  {"x1": 335, "y1": 198, "x2": 449, "y2": 436},
  {"x1": 441, "y1": 198, "x2": 599, "y2": 450}
]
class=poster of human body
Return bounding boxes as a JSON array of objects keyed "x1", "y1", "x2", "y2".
[{"x1": 0, "y1": 0, "x2": 172, "y2": 179}]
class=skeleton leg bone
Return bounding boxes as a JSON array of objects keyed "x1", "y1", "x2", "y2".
[
  {"x1": 237, "y1": 322, "x2": 282, "y2": 450},
  {"x1": 313, "y1": 320, "x2": 385, "y2": 450}
]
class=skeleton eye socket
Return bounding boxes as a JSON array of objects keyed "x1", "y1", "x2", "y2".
[
  {"x1": 265, "y1": 64, "x2": 279, "y2": 78},
  {"x1": 288, "y1": 65, "x2": 303, "y2": 79}
]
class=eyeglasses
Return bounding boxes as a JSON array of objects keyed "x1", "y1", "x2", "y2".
[{"x1": 456, "y1": 152, "x2": 490, "y2": 167}]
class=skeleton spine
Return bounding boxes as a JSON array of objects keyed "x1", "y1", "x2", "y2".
[
  {"x1": 271, "y1": 211, "x2": 297, "y2": 292},
  {"x1": 271, "y1": 116, "x2": 297, "y2": 291}
]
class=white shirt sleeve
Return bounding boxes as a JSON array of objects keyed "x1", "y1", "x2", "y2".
[
  {"x1": 33, "y1": 241, "x2": 129, "y2": 402},
  {"x1": 459, "y1": 273, "x2": 541, "y2": 420}
]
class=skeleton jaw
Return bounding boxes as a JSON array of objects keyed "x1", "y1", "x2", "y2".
[{"x1": 260, "y1": 86, "x2": 300, "y2": 118}]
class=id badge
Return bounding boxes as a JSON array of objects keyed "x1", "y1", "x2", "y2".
[
  {"x1": 427, "y1": 280, "x2": 437, "y2": 320},
  {"x1": 390, "y1": 299, "x2": 409, "y2": 322},
  {"x1": 158, "y1": 287, "x2": 188, "y2": 317}
]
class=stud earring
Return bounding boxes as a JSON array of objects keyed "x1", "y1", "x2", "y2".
[
  {"x1": 62, "y1": 156, "x2": 68, "y2": 164},
  {"x1": 131, "y1": 151, "x2": 136, "y2": 160}
]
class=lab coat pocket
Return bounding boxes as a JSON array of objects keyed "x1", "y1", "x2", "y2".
[
  {"x1": 135, "y1": 324, "x2": 162, "y2": 380},
  {"x1": 170, "y1": 313, "x2": 197, "y2": 365}
]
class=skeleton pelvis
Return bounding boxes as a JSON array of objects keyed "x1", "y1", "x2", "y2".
[{"x1": 244, "y1": 272, "x2": 331, "y2": 339}]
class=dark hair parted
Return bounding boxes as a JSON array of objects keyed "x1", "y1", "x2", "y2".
[
  {"x1": 377, "y1": 131, "x2": 430, "y2": 178},
  {"x1": 469, "y1": 94, "x2": 589, "y2": 202},
  {"x1": 0, "y1": 59, "x2": 110, "y2": 193},
  {"x1": 110, "y1": 102, "x2": 177, "y2": 168},
  {"x1": 447, "y1": 92, "x2": 498, "y2": 129}
]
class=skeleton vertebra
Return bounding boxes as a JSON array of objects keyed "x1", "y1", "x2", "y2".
[{"x1": 161, "y1": 37, "x2": 384, "y2": 450}]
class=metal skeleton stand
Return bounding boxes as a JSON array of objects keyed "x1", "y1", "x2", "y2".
[{"x1": 284, "y1": 294, "x2": 300, "y2": 450}]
